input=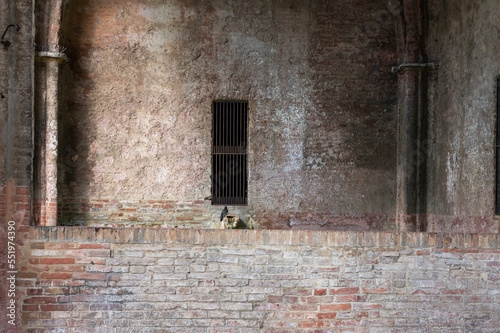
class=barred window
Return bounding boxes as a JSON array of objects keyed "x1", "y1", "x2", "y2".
[{"x1": 211, "y1": 101, "x2": 248, "y2": 206}]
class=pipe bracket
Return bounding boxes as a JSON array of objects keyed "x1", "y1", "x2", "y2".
[
  {"x1": 35, "y1": 51, "x2": 69, "y2": 64},
  {"x1": 391, "y1": 62, "x2": 439, "y2": 74}
]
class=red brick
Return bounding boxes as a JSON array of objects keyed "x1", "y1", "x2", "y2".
[
  {"x1": 332, "y1": 320, "x2": 362, "y2": 327},
  {"x1": 361, "y1": 288, "x2": 389, "y2": 294},
  {"x1": 330, "y1": 287, "x2": 359, "y2": 294},
  {"x1": 336, "y1": 295, "x2": 367, "y2": 302},
  {"x1": 352, "y1": 303, "x2": 382, "y2": 310},
  {"x1": 45, "y1": 243, "x2": 78, "y2": 249},
  {"x1": 268, "y1": 296, "x2": 283, "y2": 303},
  {"x1": 16, "y1": 186, "x2": 31, "y2": 195},
  {"x1": 40, "y1": 258, "x2": 75, "y2": 265},
  {"x1": 63, "y1": 280, "x2": 87, "y2": 287},
  {"x1": 305, "y1": 296, "x2": 334, "y2": 304},
  {"x1": 442, "y1": 289, "x2": 467, "y2": 295},
  {"x1": 27, "y1": 289, "x2": 43, "y2": 296},
  {"x1": 22, "y1": 305, "x2": 40, "y2": 312},
  {"x1": 412, "y1": 289, "x2": 428, "y2": 295},
  {"x1": 22, "y1": 312, "x2": 51, "y2": 320},
  {"x1": 73, "y1": 272, "x2": 106, "y2": 280},
  {"x1": 44, "y1": 287, "x2": 70, "y2": 295},
  {"x1": 176, "y1": 216, "x2": 195, "y2": 221},
  {"x1": 16, "y1": 203, "x2": 31, "y2": 210},
  {"x1": 354, "y1": 311, "x2": 369, "y2": 318},
  {"x1": 305, "y1": 312, "x2": 337, "y2": 320},
  {"x1": 78, "y1": 244, "x2": 110, "y2": 249},
  {"x1": 30, "y1": 265, "x2": 50, "y2": 272},
  {"x1": 317, "y1": 312, "x2": 337, "y2": 320},
  {"x1": 40, "y1": 272, "x2": 73, "y2": 280},
  {"x1": 298, "y1": 321, "x2": 329, "y2": 328},
  {"x1": 23, "y1": 297, "x2": 57, "y2": 304},
  {"x1": 283, "y1": 296, "x2": 298, "y2": 304},
  {"x1": 481, "y1": 250, "x2": 500, "y2": 254},
  {"x1": 17, "y1": 272, "x2": 38, "y2": 279},
  {"x1": 282, "y1": 289, "x2": 311, "y2": 296},
  {"x1": 319, "y1": 304, "x2": 351, "y2": 311},
  {"x1": 17, "y1": 280, "x2": 36, "y2": 287},
  {"x1": 54, "y1": 265, "x2": 86, "y2": 272},
  {"x1": 314, "y1": 289, "x2": 327, "y2": 295},
  {"x1": 288, "y1": 304, "x2": 319, "y2": 311},
  {"x1": 273, "y1": 312, "x2": 303, "y2": 320},
  {"x1": 40, "y1": 304, "x2": 73, "y2": 311}
]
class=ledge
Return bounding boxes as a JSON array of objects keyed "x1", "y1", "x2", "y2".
[{"x1": 29, "y1": 226, "x2": 500, "y2": 249}]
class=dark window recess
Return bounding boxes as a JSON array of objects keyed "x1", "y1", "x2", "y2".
[
  {"x1": 496, "y1": 79, "x2": 500, "y2": 214},
  {"x1": 212, "y1": 101, "x2": 248, "y2": 206}
]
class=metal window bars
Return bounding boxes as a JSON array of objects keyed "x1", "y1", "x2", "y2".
[{"x1": 212, "y1": 101, "x2": 248, "y2": 206}]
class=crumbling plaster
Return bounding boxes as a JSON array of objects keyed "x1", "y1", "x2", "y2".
[
  {"x1": 55, "y1": 0, "x2": 398, "y2": 229},
  {"x1": 426, "y1": 0, "x2": 500, "y2": 233}
]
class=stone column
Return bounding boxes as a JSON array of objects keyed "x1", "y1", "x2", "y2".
[
  {"x1": 42, "y1": 60, "x2": 59, "y2": 226},
  {"x1": 34, "y1": 0, "x2": 64, "y2": 226}
]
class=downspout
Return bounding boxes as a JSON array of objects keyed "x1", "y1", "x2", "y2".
[{"x1": 389, "y1": 0, "x2": 437, "y2": 231}]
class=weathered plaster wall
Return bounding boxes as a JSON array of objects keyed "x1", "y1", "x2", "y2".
[
  {"x1": 57, "y1": 0, "x2": 398, "y2": 229},
  {"x1": 426, "y1": 0, "x2": 500, "y2": 233},
  {"x1": 0, "y1": 1, "x2": 33, "y2": 193},
  {"x1": 0, "y1": 1, "x2": 34, "y2": 332}
]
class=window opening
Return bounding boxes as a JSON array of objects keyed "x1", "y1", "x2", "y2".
[{"x1": 212, "y1": 101, "x2": 248, "y2": 206}]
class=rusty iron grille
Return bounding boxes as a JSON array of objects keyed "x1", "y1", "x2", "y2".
[
  {"x1": 212, "y1": 101, "x2": 248, "y2": 206},
  {"x1": 496, "y1": 79, "x2": 500, "y2": 214}
]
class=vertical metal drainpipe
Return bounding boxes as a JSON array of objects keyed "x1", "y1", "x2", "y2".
[{"x1": 391, "y1": 0, "x2": 436, "y2": 232}]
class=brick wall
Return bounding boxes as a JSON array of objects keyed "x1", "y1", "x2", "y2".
[
  {"x1": 58, "y1": 199, "x2": 216, "y2": 228},
  {"x1": 57, "y1": 198, "x2": 394, "y2": 231},
  {"x1": 0, "y1": 0, "x2": 34, "y2": 328},
  {"x1": 14, "y1": 228, "x2": 500, "y2": 332}
]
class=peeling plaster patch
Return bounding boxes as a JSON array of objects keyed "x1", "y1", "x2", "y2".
[
  {"x1": 446, "y1": 152, "x2": 458, "y2": 209},
  {"x1": 156, "y1": 167, "x2": 170, "y2": 183},
  {"x1": 280, "y1": 106, "x2": 306, "y2": 173}
]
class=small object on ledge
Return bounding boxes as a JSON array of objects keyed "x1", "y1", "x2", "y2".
[
  {"x1": 244, "y1": 215, "x2": 256, "y2": 230},
  {"x1": 222, "y1": 215, "x2": 239, "y2": 229},
  {"x1": 220, "y1": 205, "x2": 228, "y2": 221}
]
